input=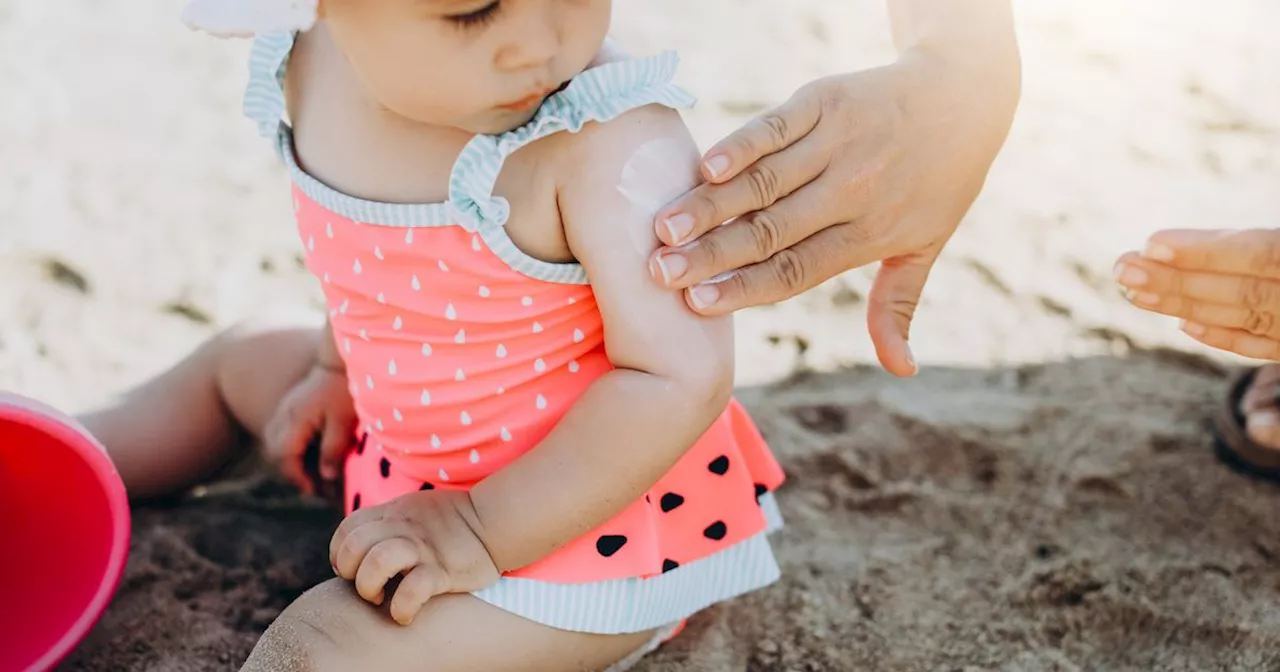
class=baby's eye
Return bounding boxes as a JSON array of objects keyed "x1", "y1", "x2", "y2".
[{"x1": 446, "y1": 1, "x2": 501, "y2": 29}]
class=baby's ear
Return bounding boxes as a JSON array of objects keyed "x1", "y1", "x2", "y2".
[{"x1": 180, "y1": 0, "x2": 318, "y2": 38}]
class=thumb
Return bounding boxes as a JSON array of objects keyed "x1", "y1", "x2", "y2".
[{"x1": 867, "y1": 249, "x2": 939, "y2": 377}]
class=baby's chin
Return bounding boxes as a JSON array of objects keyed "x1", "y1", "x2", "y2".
[{"x1": 464, "y1": 106, "x2": 542, "y2": 136}]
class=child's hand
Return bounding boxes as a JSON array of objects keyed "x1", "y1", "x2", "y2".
[
  {"x1": 329, "y1": 489, "x2": 500, "y2": 626},
  {"x1": 263, "y1": 363, "x2": 357, "y2": 496}
]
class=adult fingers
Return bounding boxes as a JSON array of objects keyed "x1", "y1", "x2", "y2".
[
  {"x1": 1142, "y1": 229, "x2": 1280, "y2": 280},
  {"x1": 683, "y1": 221, "x2": 869, "y2": 315},
  {"x1": 654, "y1": 133, "x2": 829, "y2": 250},
  {"x1": 655, "y1": 87, "x2": 823, "y2": 247},
  {"x1": 1181, "y1": 321, "x2": 1280, "y2": 361},
  {"x1": 354, "y1": 537, "x2": 419, "y2": 606},
  {"x1": 389, "y1": 563, "x2": 448, "y2": 626},
  {"x1": 866, "y1": 250, "x2": 940, "y2": 377},
  {"x1": 1127, "y1": 293, "x2": 1280, "y2": 341},
  {"x1": 1115, "y1": 253, "x2": 1280, "y2": 314},
  {"x1": 652, "y1": 170, "x2": 845, "y2": 289}
]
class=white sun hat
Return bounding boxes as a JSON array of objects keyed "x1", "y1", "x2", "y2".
[{"x1": 181, "y1": 0, "x2": 318, "y2": 37}]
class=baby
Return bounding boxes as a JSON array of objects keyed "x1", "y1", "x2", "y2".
[{"x1": 84, "y1": 1, "x2": 785, "y2": 670}]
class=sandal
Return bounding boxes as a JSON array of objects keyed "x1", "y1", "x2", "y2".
[{"x1": 1212, "y1": 366, "x2": 1280, "y2": 482}]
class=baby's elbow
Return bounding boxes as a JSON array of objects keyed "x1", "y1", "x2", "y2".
[{"x1": 677, "y1": 356, "x2": 735, "y2": 421}]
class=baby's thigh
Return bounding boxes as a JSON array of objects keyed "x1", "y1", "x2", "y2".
[{"x1": 241, "y1": 579, "x2": 657, "y2": 672}]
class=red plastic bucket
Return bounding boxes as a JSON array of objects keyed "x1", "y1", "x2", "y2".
[{"x1": 0, "y1": 393, "x2": 130, "y2": 672}]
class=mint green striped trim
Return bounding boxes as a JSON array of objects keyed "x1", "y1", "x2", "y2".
[
  {"x1": 243, "y1": 33, "x2": 694, "y2": 286},
  {"x1": 471, "y1": 493, "x2": 784, "y2": 635},
  {"x1": 278, "y1": 131, "x2": 457, "y2": 228}
]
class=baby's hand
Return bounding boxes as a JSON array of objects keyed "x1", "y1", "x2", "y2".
[
  {"x1": 329, "y1": 489, "x2": 500, "y2": 625},
  {"x1": 263, "y1": 364, "x2": 357, "y2": 496}
]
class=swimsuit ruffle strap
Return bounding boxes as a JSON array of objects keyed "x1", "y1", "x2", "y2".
[
  {"x1": 447, "y1": 51, "x2": 696, "y2": 233},
  {"x1": 242, "y1": 31, "x2": 297, "y2": 155}
]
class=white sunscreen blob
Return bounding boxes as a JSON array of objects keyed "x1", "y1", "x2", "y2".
[{"x1": 616, "y1": 138, "x2": 698, "y2": 252}]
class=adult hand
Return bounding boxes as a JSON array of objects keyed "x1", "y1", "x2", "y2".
[
  {"x1": 1115, "y1": 228, "x2": 1280, "y2": 360},
  {"x1": 648, "y1": 44, "x2": 1020, "y2": 377}
]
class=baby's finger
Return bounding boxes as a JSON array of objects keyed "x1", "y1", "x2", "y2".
[
  {"x1": 274, "y1": 415, "x2": 317, "y2": 495},
  {"x1": 330, "y1": 514, "x2": 387, "y2": 577},
  {"x1": 390, "y1": 563, "x2": 449, "y2": 626},
  {"x1": 319, "y1": 416, "x2": 354, "y2": 482},
  {"x1": 355, "y1": 538, "x2": 420, "y2": 606}
]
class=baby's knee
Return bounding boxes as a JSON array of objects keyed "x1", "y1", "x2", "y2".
[{"x1": 239, "y1": 580, "x2": 354, "y2": 672}]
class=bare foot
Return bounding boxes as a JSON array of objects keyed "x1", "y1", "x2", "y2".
[{"x1": 1240, "y1": 364, "x2": 1280, "y2": 451}]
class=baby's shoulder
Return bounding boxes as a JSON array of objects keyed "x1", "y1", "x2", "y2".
[{"x1": 550, "y1": 102, "x2": 701, "y2": 226}]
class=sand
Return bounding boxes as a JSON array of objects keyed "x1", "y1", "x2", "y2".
[{"x1": 2, "y1": 0, "x2": 1278, "y2": 669}]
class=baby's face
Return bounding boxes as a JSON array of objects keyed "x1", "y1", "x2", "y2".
[{"x1": 321, "y1": 0, "x2": 611, "y2": 134}]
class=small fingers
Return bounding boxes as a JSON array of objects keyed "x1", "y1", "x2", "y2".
[
  {"x1": 354, "y1": 537, "x2": 420, "y2": 606},
  {"x1": 320, "y1": 415, "x2": 354, "y2": 482},
  {"x1": 329, "y1": 507, "x2": 384, "y2": 574},
  {"x1": 389, "y1": 563, "x2": 448, "y2": 626},
  {"x1": 267, "y1": 410, "x2": 316, "y2": 495},
  {"x1": 1180, "y1": 322, "x2": 1280, "y2": 361}
]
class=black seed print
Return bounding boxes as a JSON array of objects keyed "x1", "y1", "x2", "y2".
[
  {"x1": 352, "y1": 493, "x2": 362, "y2": 511},
  {"x1": 379, "y1": 458, "x2": 391, "y2": 478},
  {"x1": 703, "y1": 521, "x2": 727, "y2": 541},
  {"x1": 662, "y1": 559, "x2": 679, "y2": 573},
  {"x1": 596, "y1": 535, "x2": 628, "y2": 557},
  {"x1": 355, "y1": 433, "x2": 368, "y2": 456},
  {"x1": 419, "y1": 482, "x2": 434, "y2": 491},
  {"x1": 708, "y1": 455, "x2": 730, "y2": 475},
  {"x1": 659, "y1": 493, "x2": 685, "y2": 513},
  {"x1": 754, "y1": 483, "x2": 767, "y2": 502}
]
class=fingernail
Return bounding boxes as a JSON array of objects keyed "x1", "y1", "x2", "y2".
[
  {"x1": 1181, "y1": 320, "x2": 1206, "y2": 336},
  {"x1": 663, "y1": 213, "x2": 694, "y2": 244},
  {"x1": 688, "y1": 283, "x2": 721, "y2": 309},
  {"x1": 654, "y1": 252, "x2": 689, "y2": 285},
  {"x1": 1144, "y1": 243, "x2": 1175, "y2": 262},
  {"x1": 704, "y1": 154, "x2": 731, "y2": 180},
  {"x1": 1117, "y1": 265, "x2": 1149, "y2": 288},
  {"x1": 904, "y1": 343, "x2": 917, "y2": 372},
  {"x1": 1134, "y1": 292, "x2": 1160, "y2": 306}
]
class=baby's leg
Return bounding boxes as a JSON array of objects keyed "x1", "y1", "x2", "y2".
[
  {"x1": 241, "y1": 579, "x2": 657, "y2": 672},
  {"x1": 79, "y1": 317, "x2": 322, "y2": 499}
]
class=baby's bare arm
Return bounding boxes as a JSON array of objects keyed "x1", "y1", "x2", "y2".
[{"x1": 469, "y1": 105, "x2": 732, "y2": 573}]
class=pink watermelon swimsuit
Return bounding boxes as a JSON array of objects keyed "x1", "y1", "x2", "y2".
[{"x1": 244, "y1": 32, "x2": 786, "y2": 636}]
